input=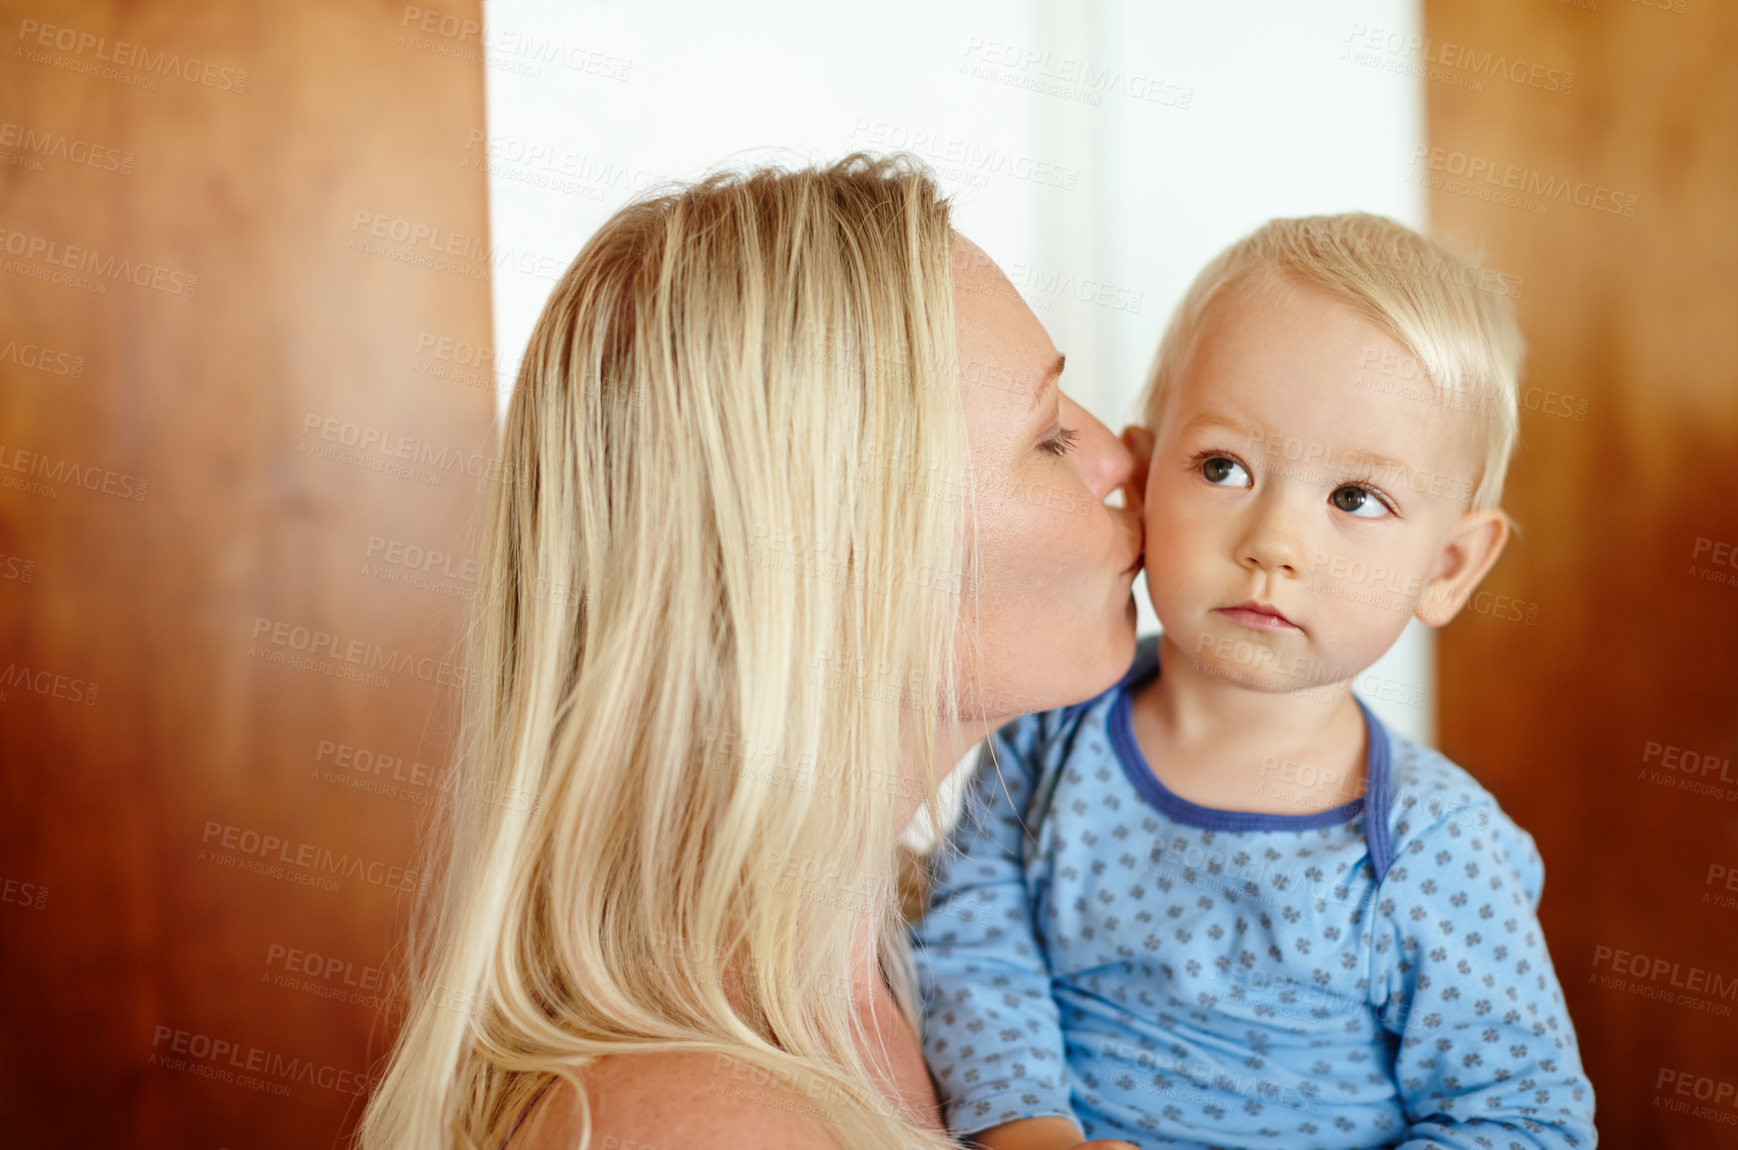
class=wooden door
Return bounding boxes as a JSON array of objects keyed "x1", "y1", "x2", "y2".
[
  {"x1": 1426, "y1": 2, "x2": 1738, "y2": 1145},
  {"x1": 0, "y1": 1, "x2": 494, "y2": 1145}
]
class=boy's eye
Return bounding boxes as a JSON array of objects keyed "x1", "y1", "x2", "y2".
[
  {"x1": 1330, "y1": 484, "x2": 1390, "y2": 518},
  {"x1": 1200, "y1": 456, "x2": 1251, "y2": 487}
]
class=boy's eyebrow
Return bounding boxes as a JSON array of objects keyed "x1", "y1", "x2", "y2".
[
  {"x1": 1335, "y1": 448, "x2": 1416, "y2": 477},
  {"x1": 1178, "y1": 410, "x2": 1265, "y2": 445},
  {"x1": 1027, "y1": 353, "x2": 1066, "y2": 415},
  {"x1": 1180, "y1": 411, "x2": 1417, "y2": 476}
]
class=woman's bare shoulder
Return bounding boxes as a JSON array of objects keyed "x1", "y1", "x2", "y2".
[{"x1": 508, "y1": 1051, "x2": 844, "y2": 1150}]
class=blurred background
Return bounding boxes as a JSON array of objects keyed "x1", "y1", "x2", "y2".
[{"x1": 0, "y1": 0, "x2": 1732, "y2": 1146}]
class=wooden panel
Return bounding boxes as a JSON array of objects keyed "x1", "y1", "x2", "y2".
[
  {"x1": 0, "y1": 1, "x2": 493, "y2": 1145},
  {"x1": 1425, "y1": 2, "x2": 1738, "y2": 1146}
]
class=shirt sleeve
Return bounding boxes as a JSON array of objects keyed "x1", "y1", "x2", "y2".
[
  {"x1": 909, "y1": 710, "x2": 1078, "y2": 1138},
  {"x1": 1368, "y1": 798, "x2": 1597, "y2": 1149}
]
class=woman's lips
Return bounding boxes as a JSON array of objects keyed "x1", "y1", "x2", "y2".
[
  {"x1": 1215, "y1": 601, "x2": 1298, "y2": 631},
  {"x1": 1120, "y1": 527, "x2": 1144, "y2": 577}
]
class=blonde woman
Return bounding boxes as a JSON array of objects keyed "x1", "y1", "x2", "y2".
[{"x1": 358, "y1": 154, "x2": 1150, "y2": 1150}]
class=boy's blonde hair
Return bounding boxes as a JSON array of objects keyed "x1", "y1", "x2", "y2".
[{"x1": 1140, "y1": 213, "x2": 1524, "y2": 511}]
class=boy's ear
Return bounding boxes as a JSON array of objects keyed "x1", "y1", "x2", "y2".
[{"x1": 1416, "y1": 509, "x2": 1511, "y2": 627}]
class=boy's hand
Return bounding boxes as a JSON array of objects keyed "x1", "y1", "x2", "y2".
[{"x1": 971, "y1": 1115, "x2": 1139, "y2": 1150}]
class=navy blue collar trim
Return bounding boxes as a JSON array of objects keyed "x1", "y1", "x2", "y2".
[{"x1": 1102, "y1": 637, "x2": 1395, "y2": 875}]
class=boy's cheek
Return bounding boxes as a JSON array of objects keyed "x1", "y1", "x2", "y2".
[
  {"x1": 1143, "y1": 460, "x2": 1165, "y2": 518},
  {"x1": 1137, "y1": 542, "x2": 1207, "y2": 627},
  {"x1": 1140, "y1": 503, "x2": 1186, "y2": 582},
  {"x1": 1143, "y1": 499, "x2": 1166, "y2": 561}
]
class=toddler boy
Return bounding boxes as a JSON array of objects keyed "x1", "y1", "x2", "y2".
[{"x1": 912, "y1": 214, "x2": 1595, "y2": 1149}]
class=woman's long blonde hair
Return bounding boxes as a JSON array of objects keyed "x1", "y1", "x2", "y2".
[{"x1": 359, "y1": 154, "x2": 971, "y2": 1150}]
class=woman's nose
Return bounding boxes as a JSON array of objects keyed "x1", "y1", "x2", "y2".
[{"x1": 1061, "y1": 394, "x2": 1135, "y2": 502}]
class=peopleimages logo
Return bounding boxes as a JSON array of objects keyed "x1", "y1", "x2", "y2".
[
  {"x1": 959, "y1": 38, "x2": 1193, "y2": 109},
  {"x1": 0, "y1": 443, "x2": 149, "y2": 500},
  {"x1": 0, "y1": 226, "x2": 198, "y2": 296},
  {"x1": 1345, "y1": 25, "x2": 1576, "y2": 94},
  {"x1": 15, "y1": 19, "x2": 249, "y2": 92},
  {"x1": 1411, "y1": 146, "x2": 1639, "y2": 217},
  {"x1": 0, "y1": 662, "x2": 98, "y2": 705},
  {"x1": 0, "y1": 121, "x2": 133, "y2": 173},
  {"x1": 200, "y1": 820, "x2": 429, "y2": 895},
  {"x1": 398, "y1": 6, "x2": 632, "y2": 82},
  {"x1": 149, "y1": 1024, "x2": 371, "y2": 1097},
  {"x1": 297, "y1": 412, "x2": 528, "y2": 488},
  {"x1": 1590, "y1": 944, "x2": 1737, "y2": 1018},
  {"x1": 847, "y1": 120, "x2": 1080, "y2": 190},
  {"x1": 249, "y1": 615, "x2": 482, "y2": 692},
  {"x1": 0, "y1": 335, "x2": 84, "y2": 378}
]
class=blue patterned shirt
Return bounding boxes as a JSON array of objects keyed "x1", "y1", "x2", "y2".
[{"x1": 911, "y1": 635, "x2": 1594, "y2": 1149}]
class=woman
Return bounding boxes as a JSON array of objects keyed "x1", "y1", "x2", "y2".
[{"x1": 359, "y1": 154, "x2": 1149, "y2": 1150}]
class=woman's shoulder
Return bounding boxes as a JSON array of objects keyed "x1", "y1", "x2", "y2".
[{"x1": 507, "y1": 1051, "x2": 844, "y2": 1150}]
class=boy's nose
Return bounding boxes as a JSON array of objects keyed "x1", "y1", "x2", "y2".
[{"x1": 1237, "y1": 500, "x2": 1305, "y2": 576}]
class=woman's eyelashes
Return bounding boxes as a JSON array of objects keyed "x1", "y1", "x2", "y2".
[{"x1": 1040, "y1": 426, "x2": 1080, "y2": 457}]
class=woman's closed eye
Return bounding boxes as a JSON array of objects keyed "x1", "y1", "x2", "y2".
[{"x1": 1040, "y1": 427, "x2": 1080, "y2": 457}]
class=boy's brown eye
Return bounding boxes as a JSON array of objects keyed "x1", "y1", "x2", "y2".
[
  {"x1": 1200, "y1": 456, "x2": 1249, "y2": 486},
  {"x1": 1330, "y1": 485, "x2": 1389, "y2": 518}
]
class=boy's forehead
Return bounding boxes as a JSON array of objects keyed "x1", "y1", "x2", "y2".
[
  {"x1": 1170, "y1": 281, "x2": 1475, "y2": 472},
  {"x1": 1191, "y1": 274, "x2": 1405, "y2": 382}
]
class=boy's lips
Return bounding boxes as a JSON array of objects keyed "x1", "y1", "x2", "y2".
[{"x1": 1215, "y1": 600, "x2": 1298, "y2": 631}]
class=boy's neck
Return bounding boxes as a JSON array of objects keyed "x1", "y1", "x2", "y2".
[{"x1": 1128, "y1": 633, "x2": 1369, "y2": 814}]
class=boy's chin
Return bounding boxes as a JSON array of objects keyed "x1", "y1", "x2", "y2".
[
  {"x1": 1166, "y1": 633, "x2": 1322, "y2": 693},
  {"x1": 1197, "y1": 660, "x2": 1313, "y2": 694}
]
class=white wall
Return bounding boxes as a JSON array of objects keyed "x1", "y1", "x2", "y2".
[{"x1": 479, "y1": 0, "x2": 1434, "y2": 749}]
